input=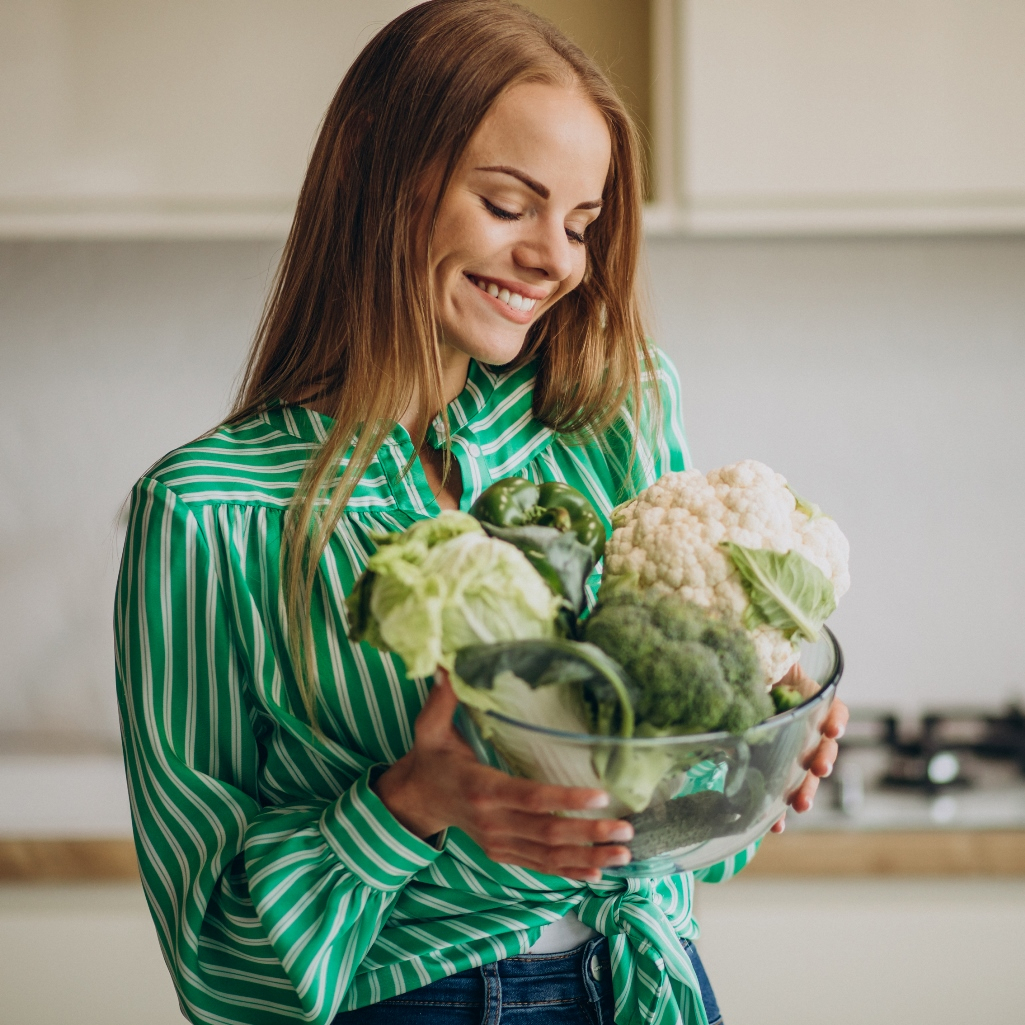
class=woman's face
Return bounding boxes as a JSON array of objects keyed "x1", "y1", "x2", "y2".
[{"x1": 430, "y1": 81, "x2": 612, "y2": 367}]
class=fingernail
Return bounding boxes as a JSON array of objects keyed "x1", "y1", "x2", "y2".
[
  {"x1": 778, "y1": 819, "x2": 786, "y2": 832},
  {"x1": 821, "y1": 763, "x2": 833, "y2": 777},
  {"x1": 834, "y1": 724, "x2": 846, "y2": 739},
  {"x1": 585, "y1": 792, "x2": 610, "y2": 809},
  {"x1": 608, "y1": 851, "x2": 632, "y2": 866},
  {"x1": 607, "y1": 825, "x2": 634, "y2": 842}
]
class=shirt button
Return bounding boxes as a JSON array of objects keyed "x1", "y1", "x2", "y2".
[
  {"x1": 589, "y1": 954, "x2": 603, "y2": 981},
  {"x1": 466, "y1": 443, "x2": 482, "y2": 458}
]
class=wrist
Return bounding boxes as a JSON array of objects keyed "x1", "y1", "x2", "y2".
[{"x1": 373, "y1": 755, "x2": 447, "y2": 839}]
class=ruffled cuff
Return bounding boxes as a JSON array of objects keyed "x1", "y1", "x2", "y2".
[{"x1": 320, "y1": 766, "x2": 442, "y2": 890}]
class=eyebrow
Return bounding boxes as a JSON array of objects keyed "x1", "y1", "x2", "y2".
[{"x1": 475, "y1": 165, "x2": 603, "y2": 209}]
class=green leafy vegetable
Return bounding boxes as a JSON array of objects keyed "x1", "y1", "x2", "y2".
[
  {"x1": 451, "y1": 639, "x2": 638, "y2": 801},
  {"x1": 721, "y1": 542, "x2": 837, "y2": 643},
  {"x1": 624, "y1": 767, "x2": 767, "y2": 862},
  {"x1": 345, "y1": 511, "x2": 562, "y2": 677},
  {"x1": 478, "y1": 522, "x2": 594, "y2": 616},
  {"x1": 453, "y1": 639, "x2": 635, "y2": 736}
]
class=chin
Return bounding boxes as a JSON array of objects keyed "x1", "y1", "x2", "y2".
[{"x1": 447, "y1": 324, "x2": 531, "y2": 367}]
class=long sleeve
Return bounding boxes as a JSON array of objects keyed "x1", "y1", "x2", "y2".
[{"x1": 114, "y1": 478, "x2": 441, "y2": 1025}]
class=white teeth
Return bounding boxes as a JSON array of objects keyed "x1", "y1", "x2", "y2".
[{"x1": 474, "y1": 277, "x2": 537, "y2": 311}]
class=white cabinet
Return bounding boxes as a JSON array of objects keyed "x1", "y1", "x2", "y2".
[
  {"x1": 696, "y1": 878, "x2": 1025, "y2": 1024},
  {"x1": 0, "y1": 1, "x2": 414, "y2": 237},
  {"x1": 650, "y1": 0, "x2": 1025, "y2": 234}
]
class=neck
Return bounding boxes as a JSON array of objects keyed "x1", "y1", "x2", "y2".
[{"x1": 398, "y1": 342, "x2": 471, "y2": 434}]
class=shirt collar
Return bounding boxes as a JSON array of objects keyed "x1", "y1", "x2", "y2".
[{"x1": 271, "y1": 358, "x2": 554, "y2": 516}]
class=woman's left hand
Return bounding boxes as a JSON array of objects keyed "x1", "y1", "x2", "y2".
[{"x1": 770, "y1": 670, "x2": 849, "y2": 834}]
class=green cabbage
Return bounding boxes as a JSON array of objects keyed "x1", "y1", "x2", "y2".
[{"x1": 346, "y1": 511, "x2": 562, "y2": 677}]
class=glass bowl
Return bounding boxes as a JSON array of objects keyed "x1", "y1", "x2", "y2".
[{"x1": 455, "y1": 628, "x2": 843, "y2": 877}]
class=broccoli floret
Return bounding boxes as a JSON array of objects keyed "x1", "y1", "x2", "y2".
[
  {"x1": 770, "y1": 682, "x2": 805, "y2": 713},
  {"x1": 584, "y1": 589, "x2": 773, "y2": 735}
]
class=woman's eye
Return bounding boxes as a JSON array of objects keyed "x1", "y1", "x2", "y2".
[
  {"x1": 482, "y1": 198, "x2": 520, "y2": 221},
  {"x1": 566, "y1": 227, "x2": 587, "y2": 245}
]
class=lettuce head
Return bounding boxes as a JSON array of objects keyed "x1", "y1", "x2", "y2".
[{"x1": 346, "y1": 511, "x2": 562, "y2": 677}]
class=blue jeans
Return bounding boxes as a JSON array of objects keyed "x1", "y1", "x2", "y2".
[{"x1": 333, "y1": 937, "x2": 722, "y2": 1025}]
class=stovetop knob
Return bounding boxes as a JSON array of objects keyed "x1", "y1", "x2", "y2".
[{"x1": 926, "y1": 750, "x2": 961, "y2": 786}]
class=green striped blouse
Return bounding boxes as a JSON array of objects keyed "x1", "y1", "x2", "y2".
[{"x1": 114, "y1": 351, "x2": 758, "y2": 1025}]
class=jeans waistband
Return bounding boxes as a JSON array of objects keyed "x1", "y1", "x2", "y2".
[{"x1": 373, "y1": 936, "x2": 613, "y2": 1013}]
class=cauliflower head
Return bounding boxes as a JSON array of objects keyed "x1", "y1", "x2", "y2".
[{"x1": 603, "y1": 460, "x2": 850, "y2": 683}]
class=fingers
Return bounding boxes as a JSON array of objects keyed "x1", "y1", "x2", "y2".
[
  {"x1": 787, "y1": 771, "x2": 820, "y2": 813},
  {"x1": 770, "y1": 814, "x2": 786, "y2": 833},
  {"x1": 473, "y1": 771, "x2": 611, "y2": 816},
  {"x1": 803, "y1": 735, "x2": 839, "y2": 777},
  {"x1": 497, "y1": 809, "x2": 634, "y2": 848},
  {"x1": 483, "y1": 838, "x2": 633, "y2": 881},
  {"x1": 820, "y1": 697, "x2": 850, "y2": 740}
]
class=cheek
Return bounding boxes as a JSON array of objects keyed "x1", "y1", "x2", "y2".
[{"x1": 433, "y1": 214, "x2": 493, "y2": 292}]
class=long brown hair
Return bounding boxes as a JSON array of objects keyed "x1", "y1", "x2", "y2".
[{"x1": 230, "y1": 0, "x2": 654, "y2": 723}]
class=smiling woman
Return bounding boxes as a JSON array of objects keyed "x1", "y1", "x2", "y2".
[
  {"x1": 419, "y1": 81, "x2": 612, "y2": 506},
  {"x1": 430, "y1": 84, "x2": 610, "y2": 367},
  {"x1": 113, "y1": 4, "x2": 844, "y2": 1025}
]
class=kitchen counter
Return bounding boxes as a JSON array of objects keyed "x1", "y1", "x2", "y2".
[
  {"x1": 745, "y1": 827, "x2": 1025, "y2": 875},
  {"x1": 3, "y1": 750, "x2": 1024, "y2": 881},
  {"x1": 3, "y1": 830, "x2": 1025, "y2": 882}
]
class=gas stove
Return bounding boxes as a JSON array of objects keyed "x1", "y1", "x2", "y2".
[{"x1": 788, "y1": 705, "x2": 1025, "y2": 831}]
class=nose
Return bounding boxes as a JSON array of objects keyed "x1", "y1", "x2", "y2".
[{"x1": 512, "y1": 214, "x2": 576, "y2": 283}]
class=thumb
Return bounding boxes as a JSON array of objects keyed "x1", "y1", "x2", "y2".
[{"x1": 414, "y1": 666, "x2": 460, "y2": 741}]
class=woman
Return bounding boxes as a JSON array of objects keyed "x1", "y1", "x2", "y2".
[{"x1": 115, "y1": 4, "x2": 846, "y2": 1024}]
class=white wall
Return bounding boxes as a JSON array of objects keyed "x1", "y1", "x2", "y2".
[
  {"x1": 647, "y1": 236, "x2": 1025, "y2": 714},
  {"x1": 0, "y1": 235, "x2": 1022, "y2": 742},
  {"x1": 0, "y1": 240, "x2": 280, "y2": 740}
]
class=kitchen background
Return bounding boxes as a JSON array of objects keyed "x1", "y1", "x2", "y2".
[{"x1": 1, "y1": 2, "x2": 1023, "y2": 1023}]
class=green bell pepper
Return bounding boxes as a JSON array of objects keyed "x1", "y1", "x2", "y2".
[{"x1": 469, "y1": 477, "x2": 606, "y2": 562}]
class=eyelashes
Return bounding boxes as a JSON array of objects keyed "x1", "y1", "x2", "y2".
[
  {"x1": 482, "y1": 198, "x2": 587, "y2": 244},
  {"x1": 483, "y1": 198, "x2": 519, "y2": 221}
]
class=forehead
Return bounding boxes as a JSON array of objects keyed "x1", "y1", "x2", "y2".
[{"x1": 465, "y1": 81, "x2": 612, "y2": 195}]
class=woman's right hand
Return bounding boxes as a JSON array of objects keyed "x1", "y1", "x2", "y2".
[{"x1": 373, "y1": 669, "x2": 634, "y2": 882}]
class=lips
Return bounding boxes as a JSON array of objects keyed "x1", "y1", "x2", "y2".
[{"x1": 469, "y1": 275, "x2": 539, "y2": 312}]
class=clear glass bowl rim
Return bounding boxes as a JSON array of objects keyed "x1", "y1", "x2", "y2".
[{"x1": 477, "y1": 626, "x2": 844, "y2": 748}]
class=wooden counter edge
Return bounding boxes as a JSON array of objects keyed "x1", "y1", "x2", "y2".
[
  {"x1": 744, "y1": 829, "x2": 1025, "y2": 877},
  {"x1": 2, "y1": 832, "x2": 1025, "y2": 882},
  {"x1": 0, "y1": 839, "x2": 139, "y2": 882}
]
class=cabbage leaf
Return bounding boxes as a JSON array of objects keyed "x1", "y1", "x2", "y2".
[{"x1": 722, "y1": 541, "x2": 836, "y2": 642}]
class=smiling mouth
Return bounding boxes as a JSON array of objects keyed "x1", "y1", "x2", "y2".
[{"x1": 469, "y1": 276, "x2": 539, "y2": 312}]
